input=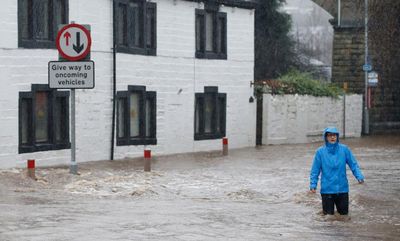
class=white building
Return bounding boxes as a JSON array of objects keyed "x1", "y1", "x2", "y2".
[{"x1": 0, "y1": 0, "x2": 256, "y2": 169}]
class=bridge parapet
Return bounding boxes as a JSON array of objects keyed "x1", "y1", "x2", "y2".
[{"x1": 312, "y1": 0, "x2": 364, "y2": 27}]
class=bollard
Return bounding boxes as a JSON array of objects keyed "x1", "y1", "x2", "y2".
[
  {"x1": 27, "y1": 159, "x2": 36, "y2": 180},
  {"x1": 144, "y1": 149, "x2": 151, "y2": 172},
  {"x1": 222, "y1": 137, "x2": 228, "y2": 156}
]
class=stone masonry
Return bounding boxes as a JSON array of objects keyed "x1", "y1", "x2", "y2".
[{"x1": 312, "y1": 0, "x2": 400, "y2": 133}]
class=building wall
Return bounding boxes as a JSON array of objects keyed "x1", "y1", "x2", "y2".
[
  {"x1": 331, "y1": 27, "x2": 365, "y2": 94},
  {"x1": 262, "y1": 94, "x2": 362, "y2": 145},
  {"x1": 0, "y1": 0, "x2": 256, "y2": 168},
  {"x1": 318, "y1": 0, "x2": 400, "y2": 133},
  {"x1": 332, "y1": 26, "x2": 400, "y2": 133}
]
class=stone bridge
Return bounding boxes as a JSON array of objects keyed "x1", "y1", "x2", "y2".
[
  {"x1": 311, "y1": 0, "x2": 364, "y2": 25},
  {"x1": 311, "y1": 0, "x2": 336, "y2": 16},
  {"x1": 311, "y1": 0, "x2": 400, "y2": 134}
]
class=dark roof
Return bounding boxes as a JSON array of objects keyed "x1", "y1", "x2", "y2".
[{"x1": 183, "y1": 0, "x2": 256, "y2": 9}]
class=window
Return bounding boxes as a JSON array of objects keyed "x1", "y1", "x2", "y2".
[
  {"x1": 18, "y1": 0, "x2": 69, "y2": 49},
  {"x1": 115, "y1": 0, "x2": 157, "y2": 56},
  {"x1": 117, "y1": 85, "x2": 156, "y2": 145},
  {"x1": 19, "y1": 84, "x2": 70, "y2": 153},
  {"x1": 195, "y1": 7, "x2": 227, "y2": 59},
  {"x1": 195, "y1": 87, "x2": 226, "y2": 140}
]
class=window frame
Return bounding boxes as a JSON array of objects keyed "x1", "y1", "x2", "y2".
[
  {"x1": 195, "y1": 7, "x2": 227, "y2": 60},
  {"x1": 18, "y1": 0, "x2": 69, "y2": 49},
  {"x1": 116, "y1": 85, "x2": 157, "y2": 146},
  {"x1": 19, "y1": 84, "x2": 70, "y2": 153},
  {"x1": 114, "y1": 0, "x2": 157, "y2": 56},
  {"x1": 194, "y1": 86, "x2": 226, "y2": 140}
]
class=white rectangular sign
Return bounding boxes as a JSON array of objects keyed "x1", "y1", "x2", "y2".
[
  {"x1": 368, "y1": 71, "x2": 378, "y2": 87},
  {"x1": 49, "y1": 61, "x2": 95, "y2": 89}
]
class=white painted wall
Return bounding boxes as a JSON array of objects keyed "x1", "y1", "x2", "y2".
[
  {"x1": 0, "y1": 0, "x2": 256, "y2": 169},
  {"x1": 262, "y1": 94, "x2": 362, "y2": 144}
]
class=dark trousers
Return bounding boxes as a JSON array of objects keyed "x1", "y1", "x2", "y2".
[{"x1": 321, "y1": 193, "x2": 349, "y2": 215}]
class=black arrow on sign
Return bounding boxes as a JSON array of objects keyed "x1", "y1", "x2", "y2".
[{"x1": 73, "y1": 32, "x2": 84, "y2": 54}]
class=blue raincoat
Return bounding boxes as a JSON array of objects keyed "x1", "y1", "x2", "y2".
[{"x1": 310, "y1": 127, "x2": 364, "y2": 194}]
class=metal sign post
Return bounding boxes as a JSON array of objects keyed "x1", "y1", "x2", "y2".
[
  {"x1": 70, "y1": 89, "x2": 77, "y2": 174},
  {"x1": 363, "y1": 0, "x2": 369, "y2": 135},
  {"x1": 49, "y1": 22, "x2": 93, "y2": 175}
]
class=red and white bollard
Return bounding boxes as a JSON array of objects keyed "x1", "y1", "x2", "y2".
[
  {"x1": 144, "y1": 149, "x2": 151, "y2": 172},
  {"x1": 222, "y1": 137, "x2": 228, "y2": 156},
  {"x1": 27, "y1": 159, "x2": 36, "y2": 180}
]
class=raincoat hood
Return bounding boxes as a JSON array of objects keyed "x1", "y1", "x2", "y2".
[
  {"x1": 323, "y1": 127, "x2": 339, "y2": 152},
  {"x1": 323, "y1": 127, "x2": 339, "y2": 142}
]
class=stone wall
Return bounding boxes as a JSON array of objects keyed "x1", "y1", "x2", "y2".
[
  {"x1": 331, "y1": 27, "x2": 400, "y2": 133},
  {"x1": 331, "y1": 27, "x2": 365, "y2": 94},
  {"x1": 262, "y1": 94, "x2": 362, "y2": 145}
]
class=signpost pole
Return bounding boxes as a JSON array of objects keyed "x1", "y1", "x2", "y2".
[
  {"x1": 363, "y1": 0, "x2": 369, "y2": 134},
  {"x1": 53, "y1": 22, "x2": 92, "y2": 175},
  {"x1": 70, "y1": 89, "x2": 77, "y2": 174}
]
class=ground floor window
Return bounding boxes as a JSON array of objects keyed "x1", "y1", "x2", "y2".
[
  {"x1": 19, "y1": 84, "x2": 70, "y2": 153},
  {"x1": 117, "y1": 85, "x2": 156, "y2": 145},
  {"x1": 195, "y1": 86, "x2": 226, "y2": 140}
]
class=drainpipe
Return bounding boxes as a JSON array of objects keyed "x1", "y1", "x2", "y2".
[{"x1": 111, "y1": 0, "x2": 117, "y2": 160}]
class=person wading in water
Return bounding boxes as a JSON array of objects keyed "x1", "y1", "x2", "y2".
[{"x1": 310, "y1": 127, "x2": 365, "y2": 215}]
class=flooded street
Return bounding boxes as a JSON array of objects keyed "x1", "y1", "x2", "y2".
[{"x1": 1, "y1": 135, "x2": 399, "y2": 241}]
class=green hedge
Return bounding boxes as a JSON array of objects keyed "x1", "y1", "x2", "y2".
[{"x1": 256, "y1": 69, "x2": 344, "y2": 98}]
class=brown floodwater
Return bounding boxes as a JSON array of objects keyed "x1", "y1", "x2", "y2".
[{"x1": 0, "y1": 135, "x2": 399, "y2": 240}]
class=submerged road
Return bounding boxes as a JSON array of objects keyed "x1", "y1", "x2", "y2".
[{"x1": 0, "y1": 135, "x2": 399, "y2": 240}]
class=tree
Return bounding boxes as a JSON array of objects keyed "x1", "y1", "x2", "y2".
[{"x1": 255, "y1": 0, "x2": 296, "y2": 80}]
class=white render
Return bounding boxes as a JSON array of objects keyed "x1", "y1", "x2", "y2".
[
  {"x1": 262, "y1": 94, "x2": 362, "y2": 145},
  {"x1": 0, "y1": 0, "x2": 256, "y2": 169}
]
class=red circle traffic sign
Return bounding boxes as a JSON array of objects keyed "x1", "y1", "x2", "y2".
[{"x1": 56, "y1": 23, "x2": 91, "y2": 61}]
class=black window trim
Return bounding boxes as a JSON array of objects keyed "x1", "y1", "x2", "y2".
[
  {"x1": 183, "y1": 0, "x2": 256, "y2": 10},
  {"x1": 19, "y1": 84, "x2": 70, "y2": 153},
  {"x1": 116, "y1": 85, "x2": 157, "y2": 146},
  {"x1": 194, "y1": 86, "x2": 226, "y2": 140},
  {"x1": 18, "y1": 0, "x2": 69, "y2": 49},
  {"x1": 114, "y1": 0, "x2": 157, "y2": 56},
  {"x1": 145, "y1": 91, "x2": 157, "y2": 140},
  {"x1": 195, "y1": 8, "x2": 227, "y2": 60}
]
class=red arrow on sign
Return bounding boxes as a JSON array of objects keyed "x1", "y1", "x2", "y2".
[{"x1": 63, "y1": 32, "x2": 71, "y2": 46}]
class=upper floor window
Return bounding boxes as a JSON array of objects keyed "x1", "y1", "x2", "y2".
[
  {"x1": 18, "y1": 0, "x2": 69, "y2": 49},
  {"x1": 19, "y1": 84, "x2": 70, "y2": 153},
  {"x1": 117, "y1": 85, "x2": 157, "y2": 146},
  {"x1": 195, "y1": 87, "x2": 226, "y2": 140},
  {"x1": 195, "y1": 7, "x2": 227, "y2": 59},
  {"x1": 115, "y1": 0, "x2": 157, "y2": 56}
]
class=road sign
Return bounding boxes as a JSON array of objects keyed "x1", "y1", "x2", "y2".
[
  {"x1": 48, "y1": 61, "x2": 95, "y2": 89},
  {"x1": 56, "y1": 23, "x2": 91, "y2": 61},
  {"x1": 363, "y1": 64, "x2": 372, "y2": 72},
  {"x1": 368, "y1": 71, "x2": 378, "y2": 87}
]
